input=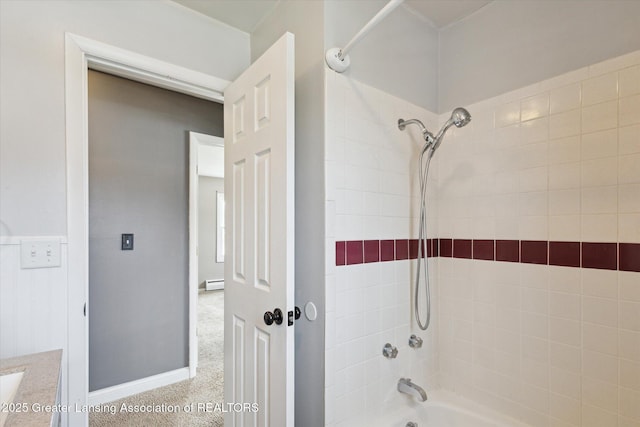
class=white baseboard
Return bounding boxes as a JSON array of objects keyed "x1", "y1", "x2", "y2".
[
  {"x1": 88, "y1": 367, "x2": 190, "y2": 405},
  {"x1": 205, "y1": 280, "x2": 224, "y2": 291}
]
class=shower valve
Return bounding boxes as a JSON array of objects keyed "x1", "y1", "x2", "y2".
[
  {"x1": 382, "y1": 343, "x2": 398, "y2": 359},
  {"x1": 408, "y1": 334, "x2": 423, "y2": 349}
]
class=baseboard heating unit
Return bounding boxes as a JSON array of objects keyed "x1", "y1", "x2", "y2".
[{"x1": 205, "y1": 279, "x2": 224, "y2": 291}]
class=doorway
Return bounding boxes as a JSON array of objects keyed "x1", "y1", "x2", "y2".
[
  {"x1": 66, "y1": 32, "x2": 296, "y2": 427},
  {"x1": 87, "y1": 71, "x2": 223, "y2": 404},
  {"x1": 189, "y1": 131, "x2": 225, "y2": 378}
]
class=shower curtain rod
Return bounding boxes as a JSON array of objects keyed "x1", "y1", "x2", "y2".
[{"x1": 325, "y1": 0, "x2": 405, "y2": 73}]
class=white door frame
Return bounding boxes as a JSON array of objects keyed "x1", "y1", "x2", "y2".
[
  {"x1": 65, "y1": 33, "x2": 229, "y2": 425},
  {"x1": 188, "y1": 131, "x2": 224, "y2": 378}
]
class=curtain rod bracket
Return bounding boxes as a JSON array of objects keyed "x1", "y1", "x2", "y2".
[
  {"x1": 325, "y1": 0, "x2": 404, "y2": 73},
  {"x1": 325, "y1": 47, "x2": 351, "y2": 73}
]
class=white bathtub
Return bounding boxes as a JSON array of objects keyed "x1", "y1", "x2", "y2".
[{"x1": 360, "y1": 391, "x2": 530, "y2": 427}]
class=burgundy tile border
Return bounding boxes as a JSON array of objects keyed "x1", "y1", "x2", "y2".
[
  {"x1": 396, "y1": 239, "x2": 409, "y2": 260},
  {"x1": 453, "y1": 239, "x2": 472, "y2": 259},
  {"x1": 346, "y1": 240, "x2": 363, "y2": 265},
  {"x1": 364, "y1": 240, "x2": 379, "y2": 263},
  {"x1": 439, "y1": 239, "x2": 453, "y2": 257},
  {"x1": 620, "y1": 243, "x2": 640, "y2": 272},
  {"x1": 409, "y1": 239, "x2": 419, "y2": 259},
  {"x1": 408, "y1": 239, "x2": 430, "y2": 258},
  {"x1": 582, "y1": 242, "x2": 617, "y2": 271},
  {"x1": 521, "y1": 240, "x2": 548, "y2": 265},
  {"x1": 336, "y1": 241, "x2": 346, "y2": 266},
  {"x1": 496, "y1": 240, "x2": 519, "y2": 263},
  {"x1": 549, "y1": 241, "x2": 580, "y2": 268},
  {"x1": 335, "y1": 239, "x2": 640, "y2": 273},
  {"x1": 473, "y1": 240, "x2": 495, "y2": 261},
  {"x1": 380, "y1": 240, "x2": 395, "y2": 262}
]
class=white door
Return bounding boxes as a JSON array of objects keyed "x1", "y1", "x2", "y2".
[{"x1": 223, "y1": 32, "x2": 295, "y2": 427}]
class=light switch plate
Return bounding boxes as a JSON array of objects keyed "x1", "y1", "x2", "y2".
[
  {"x1": 20, "y1": 239, "x2": 61, "y2": 269},
  {"x1": 122, "y1": 233, "x2": 134, "y2": 250}
]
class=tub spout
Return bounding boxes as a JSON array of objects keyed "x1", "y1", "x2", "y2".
[{"x1": 398, "y1": 378, "x2": 428, "y2": 402}]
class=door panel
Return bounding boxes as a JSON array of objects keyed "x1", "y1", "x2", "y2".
[
  {"x1": 232, "y1": 160, "x2": 246, "y2": 283},
  {"x1": 224, "y1": 32, "x2": 295, "y2": 427}
]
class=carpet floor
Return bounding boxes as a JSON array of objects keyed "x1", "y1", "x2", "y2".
[{"x1": 89, "y1": 289, "x2": 224, "y2": 426}]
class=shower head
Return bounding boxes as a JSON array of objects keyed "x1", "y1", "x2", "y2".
[
  {"x1": 436, "y1": 107, "x2": 471, "y2": 136},
  {"x1": 432, "y1": 107, "x2": 472, "y2": 150},
  {"x1": 451, "y1": 107, "x2": 472, "y2": 128},
  {"x1": 398, "y1": 107, "x2": 471, "y2": 153}
]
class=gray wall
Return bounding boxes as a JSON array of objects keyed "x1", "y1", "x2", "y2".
[
  {"x1": 251, "y1": 2, "x2": 326, "y2": 425},
  {"x1": 324, "y1": 0, "x2": 439, "y2": 112},
  {"x1": 439, "y1": 0, "x2": 640, "y2": 112},
  {"x1": 198, "y1": 176, "x2": 225, "y2": 287},
  {"x1": 88, "y1": 70, "x2": 223, "y2": 390}
]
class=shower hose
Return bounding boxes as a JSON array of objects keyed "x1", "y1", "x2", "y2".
[{"x1": 415, "y1": 146, "x2": 435, "y2": 331}]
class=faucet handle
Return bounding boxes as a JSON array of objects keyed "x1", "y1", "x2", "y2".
[
  {"x1": 409, "y1": 334, "x2": 423, "y2": 348},
  {"x1": 382, "y1": 343, "x2": 398, "y2": 359}
]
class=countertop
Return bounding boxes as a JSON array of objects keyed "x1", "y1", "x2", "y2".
[{"x1": 1, "y1": 349, "x2": 62, "y2": 427}]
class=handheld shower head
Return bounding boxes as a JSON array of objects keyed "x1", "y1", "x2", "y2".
[
  {"x1": 451, "y1": 107, "x2": 472, "y2": 128},
  {"x1": 432, "y1": 107, "x2": 472, "y2": 150}
]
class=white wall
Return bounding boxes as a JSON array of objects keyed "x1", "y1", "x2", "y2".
[
  {"x1": 0, "y1": 0, "x2": 249, "y2": 237},
  {"x1": 0, "y1": 2, "x2": 249, "y2": 425},
  {"x1": 198, "y1": 176, "x2": 225, "y2": 285},
  {"x1": 198, "y1": 144, "x2": 225, "y2": 178},
  {"x1": 324, "y1": 0, "x2": 439, "y2": 112},
  {"x1": 0, "y1": 240, "x2": 69, "y2": 422},
  {"x1": 439, "y1": 0, "x2": 640, "y2": 113}
]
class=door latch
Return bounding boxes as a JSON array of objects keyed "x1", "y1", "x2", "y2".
[{"x1": 287, "y1": 307, "x2": 301, "y2": 326}]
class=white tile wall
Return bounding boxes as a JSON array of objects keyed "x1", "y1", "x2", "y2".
[
  {"x1": 437, "y1": 51, "x2": 640, "y2": 427},
  {"x1": 326, "y1": 50, "x2": 640, "y2": 427},
  {"x1": 550, "y1": 83, "x2": 582, "y2": 115},
  {"x1": 324, "y1": 71, "x2": 439, "y2": 426}
]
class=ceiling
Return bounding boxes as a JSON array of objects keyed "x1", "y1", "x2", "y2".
[
  {"x1": 173, "y1": 0, "x2": 279, "y2": 33},
  {"x1": 173, "y1": 0, "x2": 492, "y2": 33},
  {"x1": 404, "y1": 0, "x2": 491, "y2": 29}
]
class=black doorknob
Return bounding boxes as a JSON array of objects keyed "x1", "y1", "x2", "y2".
[
  {"x1": 295, "y1": 306, "x2": 301, "y2": 320},
  {"x1": 264, "y1": 308, "x2": 284, "y2": 326},
  {"x1": 264, "y1": 311, "x2": 275, "y2": 325},
  {"x1": 273, "y1": 308, "x2": 283, "y2": 325}
]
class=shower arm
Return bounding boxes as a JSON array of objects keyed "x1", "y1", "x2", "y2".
[
  {"x1": 325, "y1": 0, "x2": 405, "y2": 73},
  {"x1": 398, "y1": 118, "x2": 436, "y2": 152}
]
